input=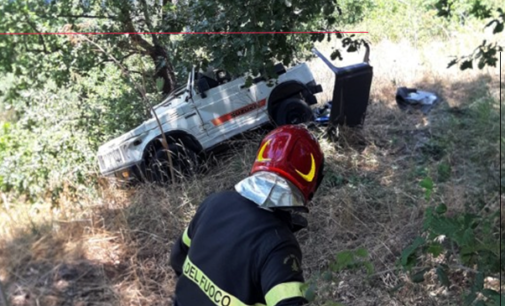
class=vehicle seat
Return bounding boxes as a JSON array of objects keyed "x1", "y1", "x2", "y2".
[{"x1": 196, "y1": 73, "x2": 219, "y2": 89}]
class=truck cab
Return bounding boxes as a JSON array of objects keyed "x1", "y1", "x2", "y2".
[{"x1": 97, "y1": 62, "x2": 323, "y2": 183}]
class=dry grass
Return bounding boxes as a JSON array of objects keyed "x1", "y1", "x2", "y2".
[
  {"x1": 0, "y1": 141, "x2": 262, "y2": 306},
  {"x1": 0, "y1": 27, "x2": 503, "y2": 306}
]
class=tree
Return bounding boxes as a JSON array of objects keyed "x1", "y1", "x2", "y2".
[
  {"x1": 0, "y1": 0, "x2": 351, "y2": 200},
  {"x1": 175, "y1": 0, "x2": 341, "y2": 79},
  {"x1": 432, "y1": 1, "x2": 504, "y2": 70},
  {"x1": 0, "y1": 0, "x2": 180, "y2": 97},
  {"x1": 1, "y1": 0, "x2": 351, "y2": 98}
]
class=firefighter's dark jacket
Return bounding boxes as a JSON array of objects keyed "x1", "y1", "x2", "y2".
[{"x1": 170, "y1": 191, "x2": 308, "y2": 306}]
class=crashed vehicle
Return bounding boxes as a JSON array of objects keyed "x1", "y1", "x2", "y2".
[{"x1": 97, "y1": 63, "x2": 323, "y2": 183}]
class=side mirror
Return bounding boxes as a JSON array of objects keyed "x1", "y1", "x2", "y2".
[{"x1": 197, "y1": 78, "x2": 210, "y2": 98}]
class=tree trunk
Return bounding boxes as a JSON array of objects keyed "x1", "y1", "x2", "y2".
[
  {"x1": 150, "y1": 44, "x2": 177, "y2": 95},
  {"x1": 119, "y1": 5, "x2": 177, "y2": 95}
]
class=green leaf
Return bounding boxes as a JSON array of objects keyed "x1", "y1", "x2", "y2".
[
  {"x1": 419, "y1": 177, "x2": 433, "y2": 200},
  {"x1": 330, "y1": 49, "x2": 342, "y2": 61},
  {"x1": 447, "y1": 59, "x2": 458, "y2": 68},
  {"x1": 458, "y1": 228, "x2": 475, "y2": 246},
  {"x1": 493, "y1": 22, "x2": 503, "y2": 34},
  {"x1": 427, "y1": 243, "x2": 444, "y2": 257},
  {"x1": 410, "y1": 268, "x2": 429, "y2": 283},
  {"x1": 363, "y1": 261, "x2": 374, "y2": 275},
  {"x1": 347, "y1": 45, "x2": 357, "y2": 52},
  {"x1": 473, "y1": 300, "x2": 485, "y2": 306},
  {"x1": 355, "y1": 247, "x2": 369, "y2": 258},
  {"x1": 462, "y1": 213, "x2": 478, "y2": 229},
  {"x1": 435, "y1": 203, "x2": 447, "y2": 215},
  {"x1": 244, "y1": 76, "x2": 253, "y2": 88},
  {"x1": 429, "y1": 216, "x2": 461, "y2": 237},
  {"x1": 464, "y1": 292, "x2": 477, "y2": 306},
  {"x1": 481, "y1": 289, "x2": 500, "y2": 305},
  {"x1": 473, "y1": 271, "x2": 484, "y2": 291},
  {"x1": 304, "y1": 284, "x2": 316, "y2": 302},
  {"x1": 436, "y1": 265, "x2": 450, "y2": 287},
  {"x1": 423, "y1": 207, "x2": 435, "y2": 230},
  {"x1": 460, "y1": 60, "x2": 473, "y2": 70},
  {"x1": 335, "y1": 251, "x2": 354, "y2": 271},
  {"x1": 419, "y1": 177, "x2": 433, "y2": 190},
  {"x1": 437, "y1": 162, "x2": 451, "y2": 182},
  {"x1": 401, "y1": 237, "x2": 425, "y2": 268},
  {"x1": 478, "y1": 58, "x2": 486, "y2": 69}
]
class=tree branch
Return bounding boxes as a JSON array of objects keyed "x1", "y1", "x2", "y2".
[
  {"x1": 57, "y1": 14, "x2": 118, "y2": 20},
  {"x1": 99, "y1": 51, "x2": 139, "y2": 65},
  {"x1": 129, "y1": 70, "x2": 147, "y2": 76},
  {"x1": 24, "y1": 42, "x2": 61, "y2": 54},
  {"x1": 25, "y1": 17, "x2": 48, "y2": 54},
  {"x1": 139, "y1": 0, "x2": 159, "y2": 45},
  {"x1": 98, "y1": 51, "x2": 141, "y2": 66},
  {"x1": 120, "y1": 51, "x2": 139, "y2": 61},
  {"x1": 118, "y1": 3, "x2": 154, "y2": 53}
]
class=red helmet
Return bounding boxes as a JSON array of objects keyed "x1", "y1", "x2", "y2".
[{"x1": 251, "y1": 125, "x2": 325, "y2": 203}]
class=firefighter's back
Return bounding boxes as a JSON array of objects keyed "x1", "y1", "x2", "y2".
[{"x1": 174, "y1": 190, "x2": 302, "y2": 306}]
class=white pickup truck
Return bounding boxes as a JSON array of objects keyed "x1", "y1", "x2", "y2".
[{"x1": 97, "y1": 63, "x2": 323, "y2": 183}]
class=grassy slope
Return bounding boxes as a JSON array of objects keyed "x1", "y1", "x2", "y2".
[
  {"x1": 0, "y1": 20, "x2": 503, "y2": 306},
  {"x1": 302, "y1": 29, "x2": 502, "y2": 305}
]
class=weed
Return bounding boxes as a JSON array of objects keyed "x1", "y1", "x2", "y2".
[{"x1": 437, "y1": 162, "x2": 452, "y2": 183}]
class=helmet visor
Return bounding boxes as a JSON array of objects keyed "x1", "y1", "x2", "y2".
[{"x1": 235, "y1": 171, "x2": 308, "y2": 212}]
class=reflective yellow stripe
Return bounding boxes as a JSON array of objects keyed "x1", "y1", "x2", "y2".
[
  {"x1": 182, "y1": 227, "x2": 191, "y2": 247},
  {"x1": 264, "y1": 282, "x2": 305, "y2": 306},
  {"x1": 183, "y1": 257, "x2": 265, "y2": 306}
]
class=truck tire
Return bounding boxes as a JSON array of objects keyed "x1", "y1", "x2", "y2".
[
  {"x1": 273, "y1": 98, "x2": 315, "y2": 126},
  {"x1": 147, "y1": 143, "x2": 198, "y2": 184}
]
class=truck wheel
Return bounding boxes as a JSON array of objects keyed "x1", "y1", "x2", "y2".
[
  {"x1": 147, "y1": 144, "x2": 198, "y2": 184},
  {"x1": 273, "y1": 98, "x2": 314, "y2": 126}
]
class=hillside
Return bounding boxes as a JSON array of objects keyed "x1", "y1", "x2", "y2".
[{"x1": 1, "y1": 2, "x2": 503, "y2": 305}]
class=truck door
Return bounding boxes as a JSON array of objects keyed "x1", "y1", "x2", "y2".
[{"x1": 191, "y1": 74, "x2": 265, "y2": 143}]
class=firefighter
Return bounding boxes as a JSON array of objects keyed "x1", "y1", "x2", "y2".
[{"x1": 170, "y1": 124, "x2": 325, "y2": 306}]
